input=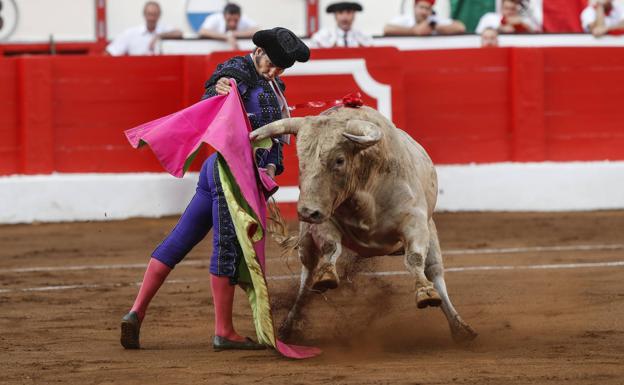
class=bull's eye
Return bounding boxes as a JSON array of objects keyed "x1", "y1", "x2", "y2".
[{"x1": 335, "y1": 157, "x2": 345, "y2": 167}]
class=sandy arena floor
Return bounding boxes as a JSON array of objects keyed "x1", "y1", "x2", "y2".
[{"x1": 0, "y1": 211, "x2": 623, "y2": 385}]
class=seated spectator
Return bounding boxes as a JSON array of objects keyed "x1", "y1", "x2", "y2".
[
  {"x1": 384, "y1": 0, "x2": 466, "y2": 36},
  {"x1": 106, "y1": 1, "x2": 182, "y2": 56},
  {"x1": 311, "y1": 2, "x2": 372, "y2": 48},
  {"x1": 476, "y1": 0, "x2": 537, "y2": 34},
  {"x1": 481, "y1": 27, "x2": 499, "y2": 47},
  {"x1": 581, "y1": 0, "x2": 624, "y2": 37},
  {"x1": 198, "y1": 3, "x2": 259, "y2": 50}
]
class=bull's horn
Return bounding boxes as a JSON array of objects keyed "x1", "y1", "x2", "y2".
[
  {"x1": 250, "y1": 118, "x2": 304, "y2": 141},
  {"x1": 343, "y1": 119, "x2": 383, "y2": 149}
]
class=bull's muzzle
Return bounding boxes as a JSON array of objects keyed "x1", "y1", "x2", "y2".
[{"x1": 298, "y1": 206, "x2": 327, "y2": 224}]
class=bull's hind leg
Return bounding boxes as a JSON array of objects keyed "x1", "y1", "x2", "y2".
[
  {"x1": 425, "y1": 219, "x2": 478, "y2": 343},
  {"x1": 310, "y1": 221, "x2": 343, "y2": 292},
  {"x1": 403, "y1": 211, "x2": 442, "y2": 309},
  {"x1": 278, "y1": 225, "x2": 320, "y2": 340}
]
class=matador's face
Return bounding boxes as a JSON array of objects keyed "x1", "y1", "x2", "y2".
[{"x1": 253, "y1": 48, "x2": 284, "y2": 81}]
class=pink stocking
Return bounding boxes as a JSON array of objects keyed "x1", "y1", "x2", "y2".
[
  {"x1": 210, "y1": 274, "x2": 244, "y2": 341},
  {"x1": 130, "y1": 258, "x2": 172, "y2": 322}
]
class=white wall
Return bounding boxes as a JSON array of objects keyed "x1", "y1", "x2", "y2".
[
  {"x1": 234, "y1": 0, "x2": 308, "y2": 36},
  {"x1": 7, "y1": 0, "x2": 95, "y2": 42},
  {"x1": 3, "y1": 162, "x2": 624, "y2": 224}
]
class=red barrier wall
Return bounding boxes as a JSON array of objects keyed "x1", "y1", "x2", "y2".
[
  {"x1": 1, "y1": 47, "x2": 624, "y2": 186},
  {"x1": 0, "y1": 59, "x2": 19, "y2": 175}
]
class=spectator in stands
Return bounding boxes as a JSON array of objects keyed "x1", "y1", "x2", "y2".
[
  {"x1": 384, "y1": 0, "x2": 466, "y2": 36},
  {"x1": 106, "y1": 1, "x2": 182, "y2": 56},
  {"x1": 311, "y1": 2, "x2": 372, "y2": 48},
  {"x1": 199, "y1": 3, "x2": 259, "y2": 50},
  {"x1": 581, "y1": 0, "x2": 624, "y2": 37},
  {"x1": 476, "y1": 0, "x2": 537, "y2": 34},
  {"x1": 481, "y1": 27, "x2": 499, "y2": 47}
]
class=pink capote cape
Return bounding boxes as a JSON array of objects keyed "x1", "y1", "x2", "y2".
[{"x1": 124, "y1": 80, "x2": 320, "y2": 359}]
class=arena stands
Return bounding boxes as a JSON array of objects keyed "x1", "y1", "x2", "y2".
[{"x1": 2, "y1": 1, "x2": 624, "y2": 56}]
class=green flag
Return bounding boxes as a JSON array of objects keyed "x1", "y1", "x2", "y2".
[{"x1": 451, "y1": 0, "x2": 496, "y2": 33}]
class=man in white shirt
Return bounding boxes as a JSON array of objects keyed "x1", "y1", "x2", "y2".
[
  {"x1": 198, "y1": 3, "x2": 259, "y2": 50},
  {"x1": 106, "y1": 1, "x2": 182, "y2": 56},
  {"x1": 311, "y1": 2, "x2": 372, "y2": 48},
  {"x1": 581, "y1": 0, "x2": 624, "y2": 37},
  {"x1": 384, "y1": 0, "x2": 465, "y2": 36},
  {"x1": 476, "y1": 0, "x2": 537, "y2": 34}
]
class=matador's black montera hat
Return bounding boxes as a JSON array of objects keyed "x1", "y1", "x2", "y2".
[{"x1": 252, "y1": 27, "x2": 310, "y2": 69}]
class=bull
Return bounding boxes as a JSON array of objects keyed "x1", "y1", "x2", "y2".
[{"x1": 251, "y1": 105, "x2": 477, "y2": 343}]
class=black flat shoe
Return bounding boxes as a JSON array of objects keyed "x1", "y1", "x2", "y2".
[
  {"x1": 120, "y1": 311, "x2": 141, "y2": 349},
  {"x1": 212, "y1": 335, "x2": 266, "y2": 351}
]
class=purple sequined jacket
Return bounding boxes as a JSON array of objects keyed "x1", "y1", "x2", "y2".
[{"x1": 202, "y1": 55, "x2": 286, "y2": 175}]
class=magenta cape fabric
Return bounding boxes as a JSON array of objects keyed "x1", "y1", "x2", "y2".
[{"x1": 124, "y1": 81, "x2": 320, "y2": 359}]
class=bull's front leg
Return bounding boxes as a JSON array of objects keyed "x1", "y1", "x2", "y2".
[
  {"x1": 310, "y1": 221, "x2": 343, "y2": 292},
  {"x1": 403, "y1": 211, "x2": 442, "y2": 309}
]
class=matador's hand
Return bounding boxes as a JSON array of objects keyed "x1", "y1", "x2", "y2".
[
  {"x1": 215, "y1": 77, "x2": 232, "y2": 95},
  {"x1": 265, "y1": 164, "x2": 276, "y2": 180}
]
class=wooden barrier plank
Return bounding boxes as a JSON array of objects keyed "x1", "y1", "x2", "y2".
[
  {"x1": 50, "y1": 56, "x2": 185, "y2": 173},
  {"x1": 0, "y1": 60, "x2": 19, "y2": 175},
  {"x1": 544, "y1": 47, "x2": 624, "y2": 161},
  {"x1": 509, "y1": 48, "x2": 546, "y2": 161},
  {"x1": 17, "y1": 57, "x2": 54, "y2": 174},
  {"x1": 1, "y1": 47, "x2": 624, "y2": 177},
  {"x1": 402, "y1": 48, "x2": 512, "y2": 164}
]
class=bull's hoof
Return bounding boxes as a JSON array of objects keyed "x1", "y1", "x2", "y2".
[
  {"x1": 311, "y1": 277, "x2": 338, "y2": 292},
  {"x1": 415, "y1": 287, "x2": 442, "y2": 309},
  {"x1": 311, "y1": 264, "x2": 339, "y2": 293},
  {"x1": 450, "y1": 315, "x2": 478, "y2": 344}
]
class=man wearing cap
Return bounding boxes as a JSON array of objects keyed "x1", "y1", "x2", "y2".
[
  {"x1": 311, "y1": 2, "x2": 372, "y2": 48},
  {"x1": 384, "y1": 0, "x2": 465, "y2": 36},
  {"x1": 119, "y1": 27, "x2": 310, "y2": 352}
]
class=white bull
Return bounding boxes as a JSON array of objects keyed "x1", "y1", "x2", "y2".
[{"x1": 252, "y1": 106, "x2": 477, "y2": 343}]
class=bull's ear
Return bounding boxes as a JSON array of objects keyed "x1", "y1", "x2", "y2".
[{"x1": 343, "y1": 120, "x2": 383, "y2": 149}]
